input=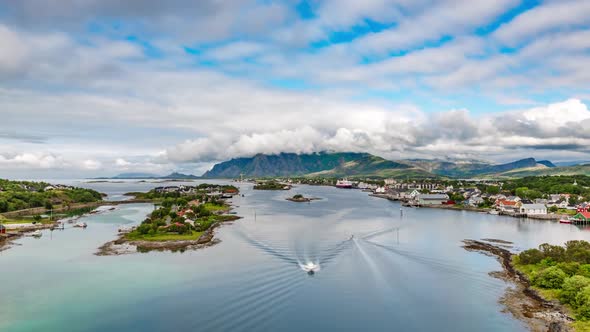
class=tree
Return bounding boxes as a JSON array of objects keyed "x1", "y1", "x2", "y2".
[
  {"x1": 486, "y1": 185, "x2": 500, "y2": 195},
  {"x1": 539, "y1": 243, "x2": 566, "y2": 262},
  {"x1": 532, "y1": 266, "x2": 567, "y2": 289},
  {"x1": 519, "y1": 249, "x2": 544, "y2": 265},
  {"x1": 570, "y1": 195, "x2": 580, "y2": 207},
  {"x1": 549, "y1": 205, "x2": 559, "y2": 213}
]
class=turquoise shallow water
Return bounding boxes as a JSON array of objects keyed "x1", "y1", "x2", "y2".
[{"x1": 2, "y1": 181, "x2": 590, "y2": 331}]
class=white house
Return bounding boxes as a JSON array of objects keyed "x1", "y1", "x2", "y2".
[
  {"x1": 375, "y1": 187, "x2": 386, "y2": 194},
  {"x1": 468, "y1": 196, "x2": 484, "y2": 207},
  {"x1": 520, "y1": 204, "x2": 547, "y2": 215}
]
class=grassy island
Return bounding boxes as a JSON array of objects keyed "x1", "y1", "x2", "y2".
[
  {"x1": 514, "y1": 240, "x2": 590, "y2": 330},
  {"x1": 125, "y1": 198, "x2": 238, "y2": 242},
  {"x1": 94, "y1": 184, "x2": 242, "y2": 254},
  {"x1": 253, "y1": 181, "x2": 291, "y2": 190}
]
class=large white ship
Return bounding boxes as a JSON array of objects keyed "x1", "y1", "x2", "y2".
[{"x1": 335, "y1": 179, "x2": 353, "y2": 188}]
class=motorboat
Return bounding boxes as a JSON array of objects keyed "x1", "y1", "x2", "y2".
[
  {"x1": 118, "y1": 225, "x2": 134, "y2": 233},
  {"x1": 300, "y1": 262, "x2": 320, "y2": 275},
  {"x1": 31, "y1": 230, "x2": 42, "y2": 237},
  {"x1": 74, "y1": 222, "x2": 87, "y2": 228},
  {"x1": 560, "y1": 218, "x2": 574, "y2": 224}
]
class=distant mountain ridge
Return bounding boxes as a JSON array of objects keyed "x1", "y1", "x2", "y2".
[
  {"x1": 202, "y1": 152, "x2": 565, "y2": 179},
  {"x1": 201, "y1": 152, "x2": 431, "y2": 178},
  {"x1": 94, "y1": 172, "x2": 199, "y2": 180}
]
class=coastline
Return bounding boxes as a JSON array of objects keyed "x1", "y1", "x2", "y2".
[
  {"x1": 462, "y1": 239, "x2": 573, "y2": 331},
  {"x1": 369, "y1": 193, "x2": 567, "y2": 221},
  {"x1": 0, "y1": 205, "x2": 119, "y2": 252}
]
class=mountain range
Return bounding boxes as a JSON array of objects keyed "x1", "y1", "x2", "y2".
[
  {"x1": 201, "y1": 152, "x2": 586, "y2": 179},
  {"x1": 95, "y1": 172, "x2": 199, "y2": 180}
]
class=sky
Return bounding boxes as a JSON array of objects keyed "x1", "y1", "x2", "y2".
[{"x1": 1, "y1": 0, "x2": 590, "y2": 178}]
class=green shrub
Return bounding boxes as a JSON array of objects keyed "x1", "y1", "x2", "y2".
[
  {"x1": 579, "y1": 265, "x2": 590, "y2": 278},
  {"x1": 576, "y1": 286, "x2": 590, "y2": 320},
  {"x1": 533, "y1": 266, "x2": 567, "y2": 289},
  {"x1": 561, "y1": 276, "x2": 590, "y2": 307},
  {"x1": 557, "y1": 262, "x2": 581, "y2": 276}
]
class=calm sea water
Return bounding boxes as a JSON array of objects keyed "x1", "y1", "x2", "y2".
[{"x1": 2, "y1": 180, "x2": 590, "y2": 332}]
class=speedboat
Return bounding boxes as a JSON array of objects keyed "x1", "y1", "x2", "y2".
[
  {"x1": 300, "y1": 262, "x2": 320, "y2": 275},
  {"x1": 560, "y1": 218, "x2": 573, "y2": 224},
  {"x1": 74, "y1": 222, "x2": 87, "y2": 228}
]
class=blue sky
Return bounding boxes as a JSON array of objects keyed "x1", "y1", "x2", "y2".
[{"x1": 0, "y1": 0, "x2": 590, "y2": 178}]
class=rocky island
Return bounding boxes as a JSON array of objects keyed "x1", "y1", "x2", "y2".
[{"x1": 286, "y1": 194, "x2": 321, "y2": 203}]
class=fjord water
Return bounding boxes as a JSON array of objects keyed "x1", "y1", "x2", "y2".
[{"x1": 3, "y1": 182, "x2": 590, "y2": 331}]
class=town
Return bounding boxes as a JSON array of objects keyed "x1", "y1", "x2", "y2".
[{"x1": 251, "y1": 175, "x2": 590, "y2": 223}]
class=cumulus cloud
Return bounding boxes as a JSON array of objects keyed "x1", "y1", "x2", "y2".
[
  {"x1": 163, "y1": 98, "x2": 590, "y2": 165},
  {"x1": 0, "y1": 153, "x2": 68, "y2": 169}
]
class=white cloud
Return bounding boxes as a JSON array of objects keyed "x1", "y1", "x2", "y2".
[
  {"x1": 493, "y1": 0, "x2": 590, "y2": 46},
  {"x1": 0, "y1": 153, "x2": 68, "y2": 169},
  {"x1": 83, "y1": 159, "x2": 102, "y2": 170}
]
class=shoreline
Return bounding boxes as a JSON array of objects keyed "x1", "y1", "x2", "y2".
[
  {"x1": 462, "y1": 239, "x2": 573, "y2": 331},
  {"x1": 0, "y1": 205, "x2": 120, "y2": 252}
]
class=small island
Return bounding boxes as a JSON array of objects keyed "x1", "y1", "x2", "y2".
[
  {"x1": 98, "y1": 184, "x2": 241, "y2": 255},
  {"x1": 286, "y1": 194, "x2": 321, "y2": 203},
  {"x1": 253, "y1": 181, "x2": 291, "y2": 190}
]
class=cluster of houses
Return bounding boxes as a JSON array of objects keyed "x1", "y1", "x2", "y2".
[
  {"x1": 154, "y1": 185, "x2": 236, "y2": 198},
  {"x1": 368, "y1": 179, "x2": 581, "y2": 216},
  {"x1": 43, "y1": 184, "x2": 75, "y2": 191}
]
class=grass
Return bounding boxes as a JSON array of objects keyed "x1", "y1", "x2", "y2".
[
  {"x1": 202, "y1": 203, "x2": 229, "y2": 212},
  {"x1": 557, "y1": 209, "x2": 577, "y2": 216},
  {"x1": 125, "y1": 231, "x2": 203, "y2": 242},
  {"x1": 1, "y1": 217, "x2": 53, "y2": 225}
]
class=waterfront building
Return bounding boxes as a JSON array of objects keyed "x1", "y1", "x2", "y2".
[
  {"x1": 519, "y1": 204, "x2": 547, "y2": 215},
  {"x1": 415, "y1": 194, "x2": 449, "y2": 205}
]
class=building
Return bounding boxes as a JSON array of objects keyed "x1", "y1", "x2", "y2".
[
  {"x1": 572, "y1": 211, "x2": 590, "y2": 223},
  {"x1": 375, "y1": 187, "x2": 386, "y2": 194},
  {"x1": 496, "y1": 199, "x2": 521, "y2": 212},
  {"x1": 467, "y1": 196, "x2": 484, "y2": 207},
  {"x1": 519, "y1": 204, "x2": 547, "y2": 215},
  {"x1": 416, "y1": 194, "x2": 449, "y2": 205}
]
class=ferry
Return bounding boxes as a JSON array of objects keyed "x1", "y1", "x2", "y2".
[{"x1": 335, "y1": 179, "x2": 353, "y2": 189}]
